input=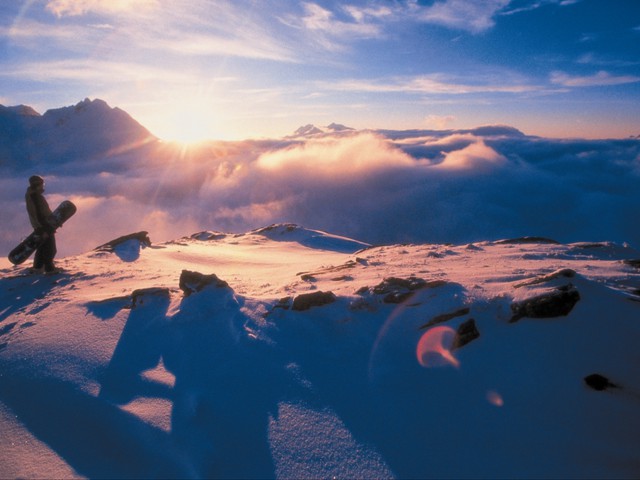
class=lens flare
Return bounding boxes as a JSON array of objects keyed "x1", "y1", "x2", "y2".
[
  {"x1": 486, "y1": 390, "x2": 504, "y2": 407},
  {"x1": 416, "y1": 326, "x2": 459, "y2": 368}
]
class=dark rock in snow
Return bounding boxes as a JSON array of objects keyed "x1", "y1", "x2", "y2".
[
  {"x1": 420, "y1": 307, "x2": 470, "y2": 329},
  {"x1": 510, "y1": 285, "x2": 580, "y2": 322},
  {"x1": 265, "y1": 297, "x2": 292, "y2": 317},
  {"x1": 452, "y1": 319, "x2": 480, "y2": 350},
  {"x1": 298, "y1": 259, "x2": 362, "y2": 281},
  {"x1": 584, "y1": 373, "x2": 619, "y2": 391},
  {"x1": 292, "y1": 291, "x2": 337, "y2": 311},
  {"x1": 367, "y1": 276, "x2": 448, "y2": 304},
  {"x1": 275, "y1": 297, "x2": 292, "y2": 310},
  {"x1": 95, "y1": 231, "x2": 151, "y2": 252},
  {"x1": 383, "y1": 291, "x2": 415, "y2": 304},
  {"x1": 496, "y1": 237, "x2": 562, "y2": 245},
  {"x1": 179, "y1": 270, "x2": 229, "y2": 297},
  {"x1": 570, "y1": 242, "x2": 610, "y2": 249},
  {"x1": 131, "y1": 287, "x2": 171, "y2": 308},
  {"x1": 514, "y1": 268, "x2": 576, "y2": 288},
  {"x1": 355, "y1": 286, "x2": 369, "y2": 295},
  {"x1": 190, "y1": 231, "x2": 227, "y2": 241},
  {"x1": 622, "y1": 259, "x2": 640, "y2": 269},
  {"x1": 373, "y1": 277, "x2": 429, "y2": 294},
  {"x1": 253, "y1": 223, "x2": 298, "y2": 235},
  {"x1": 331, "y1": 275, "x2": 353, "y2": 282}
]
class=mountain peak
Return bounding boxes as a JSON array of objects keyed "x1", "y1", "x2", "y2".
[
  {"x1": 466, "y1": 125, "x2": 525, "y2": 137},
  {"x1": 74, "y1": 97, "x2": 109, "y2": 112},
  {"x1": 0, "y1": 104, "x2": 41, "y2": 117},
  {"x1": 292, "y1": 123, "x2": 355, "y2": 137},
  {"x1": 43, "y1": 97, "x2": 116, "y2": 118},
  {"x1": 293, "y1": 124, "x2": 324, "y2": 136},
  {"x1": 40, "y1": 97, "x2": 152, "y2": 137},
  {"x1": 0, "y1": 98, "x2": 156, "y2": 170},
  {"x1": 326, "y1": 123, "x2": 354, "y2": 132}
]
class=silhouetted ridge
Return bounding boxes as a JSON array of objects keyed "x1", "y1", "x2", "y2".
[{"x1": 0, "y1": 98, "x2": 157, "y2": 171}]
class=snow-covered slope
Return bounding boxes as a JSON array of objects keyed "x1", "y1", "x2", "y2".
[{"x1": 1, "y1": 225, "x2": 639, "y2": 479}]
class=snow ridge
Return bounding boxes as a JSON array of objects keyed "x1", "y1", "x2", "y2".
[{"x1": 249, "y1": 223, "x2": 371, "y2": 253}]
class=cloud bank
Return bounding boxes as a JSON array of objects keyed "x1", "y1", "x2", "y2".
[{"x1": 2, "y1": 127, "x2": 639, "y2": 260}]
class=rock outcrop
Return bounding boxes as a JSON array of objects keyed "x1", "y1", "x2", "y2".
[
  {"x1": 360, "y1": 276, "x2": 447, "y2": 304},
  {"x1": 452, "y1": 319, "x2": 480, "y2": 350},
  {"x1": 179, "y1": 270, "x2": 229, "y2": 297},
  {"x1": 510, "y1": 285, "x2": 580, "y2": 322},
  {"x1": 131, "y1": 287, "x2": 171, "y2": 308},
  {"x1": 420, "y1": 307, "x2": 470, "y2": 329},
  {"x1": 623, "y1": 259, "x2": 640, "y2": 269},
  {"x1": 495, "y1": 237, "x2": 561, "y2": 245},
  {"x1": 292, "y1": 291, "x2": 337, "y2": 311},
  {"x1": 95, "y1": 231, "x2": 151, "y2": 252}
]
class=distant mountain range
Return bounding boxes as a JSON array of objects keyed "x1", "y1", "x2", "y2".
[
  {"x1": 292, "y1": 123, "x2": 356, "y2": 137},
  {"x1": 0, "y1": 97, "x2": 531, "y2": 174},
  {"x1": 291, "y1": 122, "x2": 526, "y2": 139}
]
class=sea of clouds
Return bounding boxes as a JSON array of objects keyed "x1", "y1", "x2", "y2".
[{"x1": 2, "y1": 128, "x2": 639, "y2": 258}]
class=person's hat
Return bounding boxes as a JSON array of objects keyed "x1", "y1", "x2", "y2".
[{"x1": 29, "y1": 175, "x2": 44, "y2": 186}]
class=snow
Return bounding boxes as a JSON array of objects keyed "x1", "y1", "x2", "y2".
[{"x1": 1, "y1": 225, "x2": 639, "y2": 479}]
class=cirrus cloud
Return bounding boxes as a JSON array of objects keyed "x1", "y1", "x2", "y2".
[
  {"x1": 46, "y1": 0, "x2": 158, "y2": 17},
  {"x1": 551, "y1": 70, "x2": 640, "y2": 87},
  {"x1": 410, "y1": 0, "x2": 511, "y2": 34}
]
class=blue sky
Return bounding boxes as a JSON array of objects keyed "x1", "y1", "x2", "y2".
[{"x1": 1, "y1": 0, "x2": 639, "y2": 141}]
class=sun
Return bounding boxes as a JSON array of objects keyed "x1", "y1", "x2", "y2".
[{"x1": 162, "y1": 105, "x2": 220, "y2": 144}]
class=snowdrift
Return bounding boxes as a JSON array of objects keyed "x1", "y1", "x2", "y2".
[{"x1": 1, "y1": 225, "x2": 639, "y2": 479}]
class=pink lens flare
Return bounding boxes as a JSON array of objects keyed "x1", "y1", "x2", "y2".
[
  {"x1": 486, "y1": 390, "x2": 504, "y2": 407},
  {"x1": 416, "y1": 326, "x2": 459, "y2": 368}
]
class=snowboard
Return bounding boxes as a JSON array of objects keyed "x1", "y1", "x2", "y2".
[{"x1": 8, "y1": 200, "x2": 77, "y2": 265}]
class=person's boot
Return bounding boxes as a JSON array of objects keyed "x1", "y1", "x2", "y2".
[{"x1": 44, "y1": 263, "x2": 62, "y2": 275}]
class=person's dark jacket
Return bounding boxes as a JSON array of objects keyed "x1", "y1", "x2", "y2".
[{"x1": 25, "y1": 186, "x2": 53, "y2": 232}]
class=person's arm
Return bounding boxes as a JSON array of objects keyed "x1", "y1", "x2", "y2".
[{"x1": 30, "y1": 193, "x2": 54, "y2": 232}]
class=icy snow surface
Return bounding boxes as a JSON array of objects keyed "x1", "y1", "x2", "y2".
[{"x1": 1, "y1": 225, "x2": 639, "y2": 479}]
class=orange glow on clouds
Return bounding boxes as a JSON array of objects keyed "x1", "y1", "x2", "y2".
[
  {"x1": 257, "y1": 133, "x2": 414, "y2": 177},
  {"x1": 437, "y1": 139, "x2": 506, "y2": 170}
]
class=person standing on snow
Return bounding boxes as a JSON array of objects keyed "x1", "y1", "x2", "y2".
[{"x1": 25, "y1": 175, "x2": 59, "y2": 273}]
